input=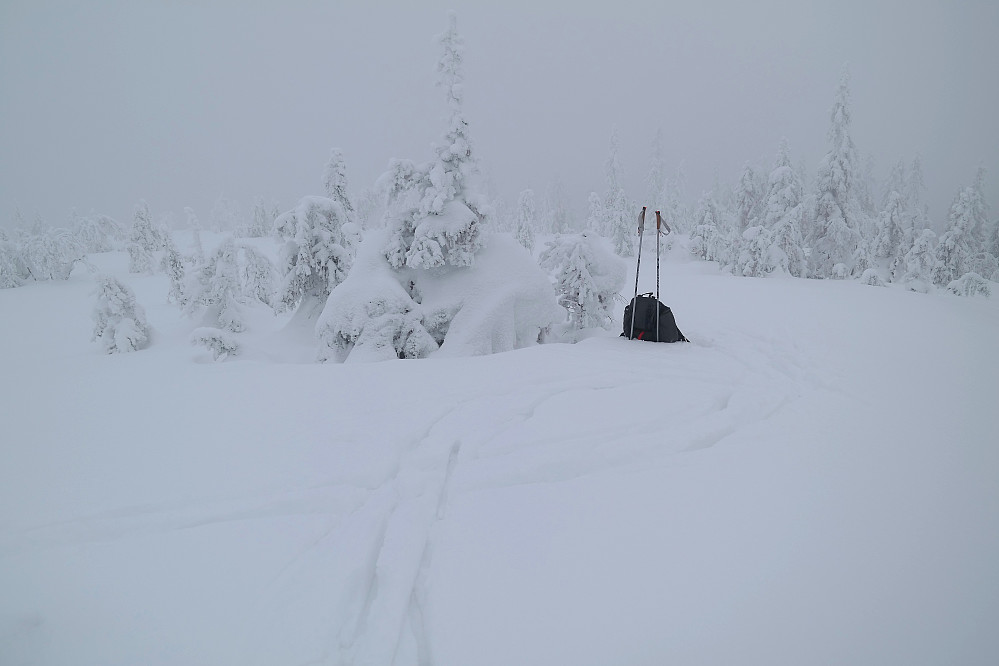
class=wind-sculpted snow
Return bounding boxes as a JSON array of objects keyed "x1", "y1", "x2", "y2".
[{"x1": 1, "y1": 243, "x2": 997, "y2": 666}]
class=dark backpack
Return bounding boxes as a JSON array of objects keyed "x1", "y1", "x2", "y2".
[{"x1": 622, "y1": 293, "x2": 688, "y2": 343}]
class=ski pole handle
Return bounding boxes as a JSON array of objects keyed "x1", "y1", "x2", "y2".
[{"x1": 638, "y1": 206, "x2": 646, "y2": 235}]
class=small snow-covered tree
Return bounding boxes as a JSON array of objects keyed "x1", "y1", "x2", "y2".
[
  {"x1": 872, "y1": 191, "x2": 907, "y2": 276},
  {"x1": 539, "y1": 231, "x2": 626, "y2": 330},
  {"x1": 161, "y1": 234, "x2": 187, "y2": 305},
  {"x1": 690, "y1": 192, "x2": 729, "y2": 264},
  {"x1": 19, "y1": 227, "x2": 86, "y2": 281},
  {"x1": 92, "y1": 274, "x2": 150, "y2": 353},
  {"x1": 515, "y1": 188, "x2": 537, "y2": 252},
  {"x1": 191, "y1": 327, "x2": 239, "y2": 361},
  {"x1": 128, "y1": 201, "x2": 157, "y2": 274},
  {"x1": 185, "y1": 237, "x2": 244, "y2": 331},
  {"x1": 274, "y1": 196, "x2": 355, "y2": 313},
  {"x1": 239, "y1": 197, "x2": 272, "y2": 238},
  {"x1": 809, "y1": 72, "x2": 864, "y2": 278},
  {"x1": 185, "y1": 207, "x2": 206, "y2": 266},
  {"x1": 602, "y1": 126, "x2": 634, "y2": 256},
  {"x1": 738, "y1": 225, "x2": 772, "y2": 277},
  {"x1": 322, "y1": 148, "x2": 358, "y2": 226},
  {"x1": 900, "y1": 229, "x2": 937, "y2": 292},
  {"x1": 543, "y1": 178, "x2": 571, "y2": 234},
  {"x1": 0, "y1": 237, "x2": 28, "y2": 288}
]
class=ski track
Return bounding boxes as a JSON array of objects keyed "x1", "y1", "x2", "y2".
[{"x1": 0, "y1": 328, "x2": 819, "y2": 666}]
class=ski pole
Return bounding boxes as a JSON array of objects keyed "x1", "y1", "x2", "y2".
[
  {"x1": 630, "y1": 207, "x2": 646, "y2": 340},
  {"x1": 656, "y1": 210, "x2": 661, "y2": 341}
]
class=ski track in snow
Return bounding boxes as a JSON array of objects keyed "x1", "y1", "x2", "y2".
[{"x1": 1, "y1": 320, "x2": 817, "y2": 666}]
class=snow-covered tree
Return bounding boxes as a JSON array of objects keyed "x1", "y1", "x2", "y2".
[
  {"x1": 238, "y1": 197, "x2": 272, "y2": 238},
  {"x1": 161, "y1": 234, "x2": 187, "y2": 305},
  {"x1": 515, "y1": 188, "x2": 537, "y2": 252},
  {"x1": 933, "y1": 173, "x2": 990, "y2": 286},
  {"x1": 381, "y1": 14, "x2": 488, "y2": 270},
  {"x1": 19, "y1": 227, "x2": 86, "y2": 281},
  {"x1": 900, "y1": 228, "x2": 937, "y2": 292},
  {"x1": 690, "y1": 192, "x2": 729, "y2": 264},
  {"x1": 539, "y1": 231, "x2": 626, "y2": 331},
  {"x1": 543, "y1": 178, "x2": 571, "y2": 234},
  {"x1": 872, "y1": 191, "x2": 907, "y2": 276},
  {"x1": 275, "y1": 196, "x2": 355, "y2": 313},
  {"x1": 185, "y1": 238, "x2": 244, "y2": 331},
  {"x1": 73, "y1": 214, "x2": 124, "y2": 253},
  {"x1": 601, "y1": 126, "x2": 634, "y2": 256},
  {"x1": 809, "y1": 72, "x2": 864, "y2": 278},
  {"x1": 735, "y1": 163, "x2": 765, "y2": 232},
  {"x1": 0, "y1": 236, "x2": 28, "y2": 288},
  {"x1": 646, "y1": 128, "x2": 668, "y2": 213},
  {"x1": 92, "y1": 274, "x2": 150, "y2": 353},
  {"x1": 355, "y1": 187, "x2": 382, "y2": 229},
  {"x1": 738, "y1": 225, "x2": 773, "y2": 277},
  {"x1": 760, "y1": 138, "x2": 807, "y2": 277},
  {"x1": 128, "y1": 201, "x2": 158, "y2": 274},
  {"x1": 947, "y1": 272, "x2": 991, "y2": 297},
  {"x1": 322, "y1": 148, "x2": 357, "y2": 225},
  {"x1": 185, "y1": 207, "x2": 206, "y2": 266}
]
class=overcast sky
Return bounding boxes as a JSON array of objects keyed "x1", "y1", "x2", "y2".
[{"x1": 1, "y1": 0, "x2": 996, "y2": 229}]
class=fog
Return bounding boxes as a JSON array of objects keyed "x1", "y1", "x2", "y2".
[{"x1": 2, "y1": 0, "x2": 996, "y2": 229}]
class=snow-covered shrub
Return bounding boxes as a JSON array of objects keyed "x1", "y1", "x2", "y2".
[
  {"x1": 316, "y1": 239, "x2": 437, "y2": 363},
  {"x1": 860, "y1": 268, "x2": 886, "y2": 287},
  {"x1": 191, "y1": 327, "x2": 239, "y2": 361},
  {"x1": 946, "y1": 272, "x2": 991, "y2": 297},
  {"x1": 162, "y1": 235, "x2": 187, "y2": 305},
  {"x1": 0, "y1": 238, "x2": 28, "y2": 288},
  {"x1": 539, "y1": 231, "x2": 626, "y2": 331},
  {"x1": 74, "y1": 214, "x2": 124, "y2": 253},
  {"x1": 92, "y1": 275, "x2": 150, "y2": 353},
  {"x1": 274, "y1": 195, "x2": 355, "y2": 313},
  {"x1": 19, "y1": 228, "x2": 85, "y2": 280},
  {"x1": 738, "y1": 226, "x2": 772, "y2": 277}
]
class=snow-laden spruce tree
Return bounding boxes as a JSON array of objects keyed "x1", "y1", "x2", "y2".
[
  {"x1": 184, "y1": 237, "x2": 275, "y2": 332},
  {"x1": 92, "y1": 274, "x2": 150, "y2": 353},
  {"x1": 128, "y1": 201, "x2": 158, "y2": 274},
  {"x1": 646, "y1": 128, "x2": 668, "y2": 213},
  {"x1": 322, "y1": 148, "x2": 358, "y2": 227},
  {"x1": 185, "y1": 207, "x2": 206, "y2": 266},
  {"x1": 872, "y1": 190, "x2": 908, "y2": 278},
  {"x1": 18, "y1": 227, "x2": 86, "y2": 281},
  {"x1": 738, "y1": 225, "x2": 773, "y2": 277},
  {"x1": 601, "y1": 126, "x2": 634, "y2": 256},
  {"x1": 933, "y1": 171, "x2": 991, "y2": 286},
  {"x1": 690, "y1": 192, "x2": 731, "y2": 265},
  {"x1": 900, "y1": 228, "x2": 938, "y2": 292},
  {"x1": 515, "y1": 188, "x2": 537, "y2": 252},
  {"x1": 809, "y1": 72, "x2": 864, "y2": 278},
  {"x1": 382, "y1": 13, "x2": 488, "y2": 270},
  {"x1": 539, "y1": 231, "x2": 626, "y2": 332},
  {"x1": 238, "y1": 197, "x2": 273, "y2": 238},
  {"x1": 759, "y1": 138, "x2": 807, "y2": 277},
  {"x1": 274, "y1": 196, "x2": 355, "y2": 314},
  {"x1": 162, "y1": 233, "x2": 187, "y2": 306},
  {"x1": 543, "y1": 178, "x2": 571, "y2": 234},
  {"x1": 735, "y1": 163, "x2": 766, "y2": 232}
]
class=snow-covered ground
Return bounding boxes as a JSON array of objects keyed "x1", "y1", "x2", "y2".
[{"x1": 2, "y1": 240, "x2": 997, "y2": 666}]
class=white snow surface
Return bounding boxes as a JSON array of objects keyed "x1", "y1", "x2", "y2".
[{"x1": 1, "y1": 237, "x2": 998, "y2": 666}]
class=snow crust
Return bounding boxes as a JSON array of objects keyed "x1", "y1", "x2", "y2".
[{"x1": 1, "y1": 240, "x2": 998, "y2": 666}]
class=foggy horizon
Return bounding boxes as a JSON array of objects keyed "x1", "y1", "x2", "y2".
[{"x1": 2, "y1": 0, "x2": 996, "y2": 230}]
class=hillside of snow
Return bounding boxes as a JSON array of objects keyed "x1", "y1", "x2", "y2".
[{"x1": 1, "y1": 239, "x2": 998, "y2": 666}]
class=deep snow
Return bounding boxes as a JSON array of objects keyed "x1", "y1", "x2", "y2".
[{"x1": 1, "y1": 237, "x2": 997, "y2": 666}]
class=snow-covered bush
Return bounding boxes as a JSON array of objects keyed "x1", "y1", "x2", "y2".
[
  {"x1": 92, "y1": 274, "x2": 150, "y2": 353},
  {"x1": 738, "y1": 226, "x2": 772, "y2": 277},
  {"x1": 0, "y1": 237, "x2": 28, "y2": 288},
  {"x1": 19, "y1": 228, "x2": 86, "y2": 281},
  {"x1": 191, "y1": 327, "x2": 239, "y2": 361},
  {"x1": 74, "y1": 214, "x2": 125, "y2": 253},
  {"x1": 539, "y1": 231, "x2": 626, "y2": 331},
  {"x1": 127, "y1": 202, "x2": 159, "y2": 274},
  {"x1": 946, "y1": 272, "x2": 991, "y2": 297},
  {"x1": 274, "y1": 195, "x2": 355, "y2": 313},
  {"x1": 316, "y1": 237, "x2": 437, "y2": 363},
  {"x1": 860, "y1": 268, "x2": 886, "y2": 287}
]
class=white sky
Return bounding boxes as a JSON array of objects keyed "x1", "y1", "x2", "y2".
[{"x1": 1, "y1": 0, "x2": 996, "y2": 228}]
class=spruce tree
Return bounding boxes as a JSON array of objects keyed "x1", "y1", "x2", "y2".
[
  {"x1": 809, "y1": 72, "x2": 864, "y2": 278},
  {"x1": 515, "y1": 188, "x2": 537, "y2": 252}
]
